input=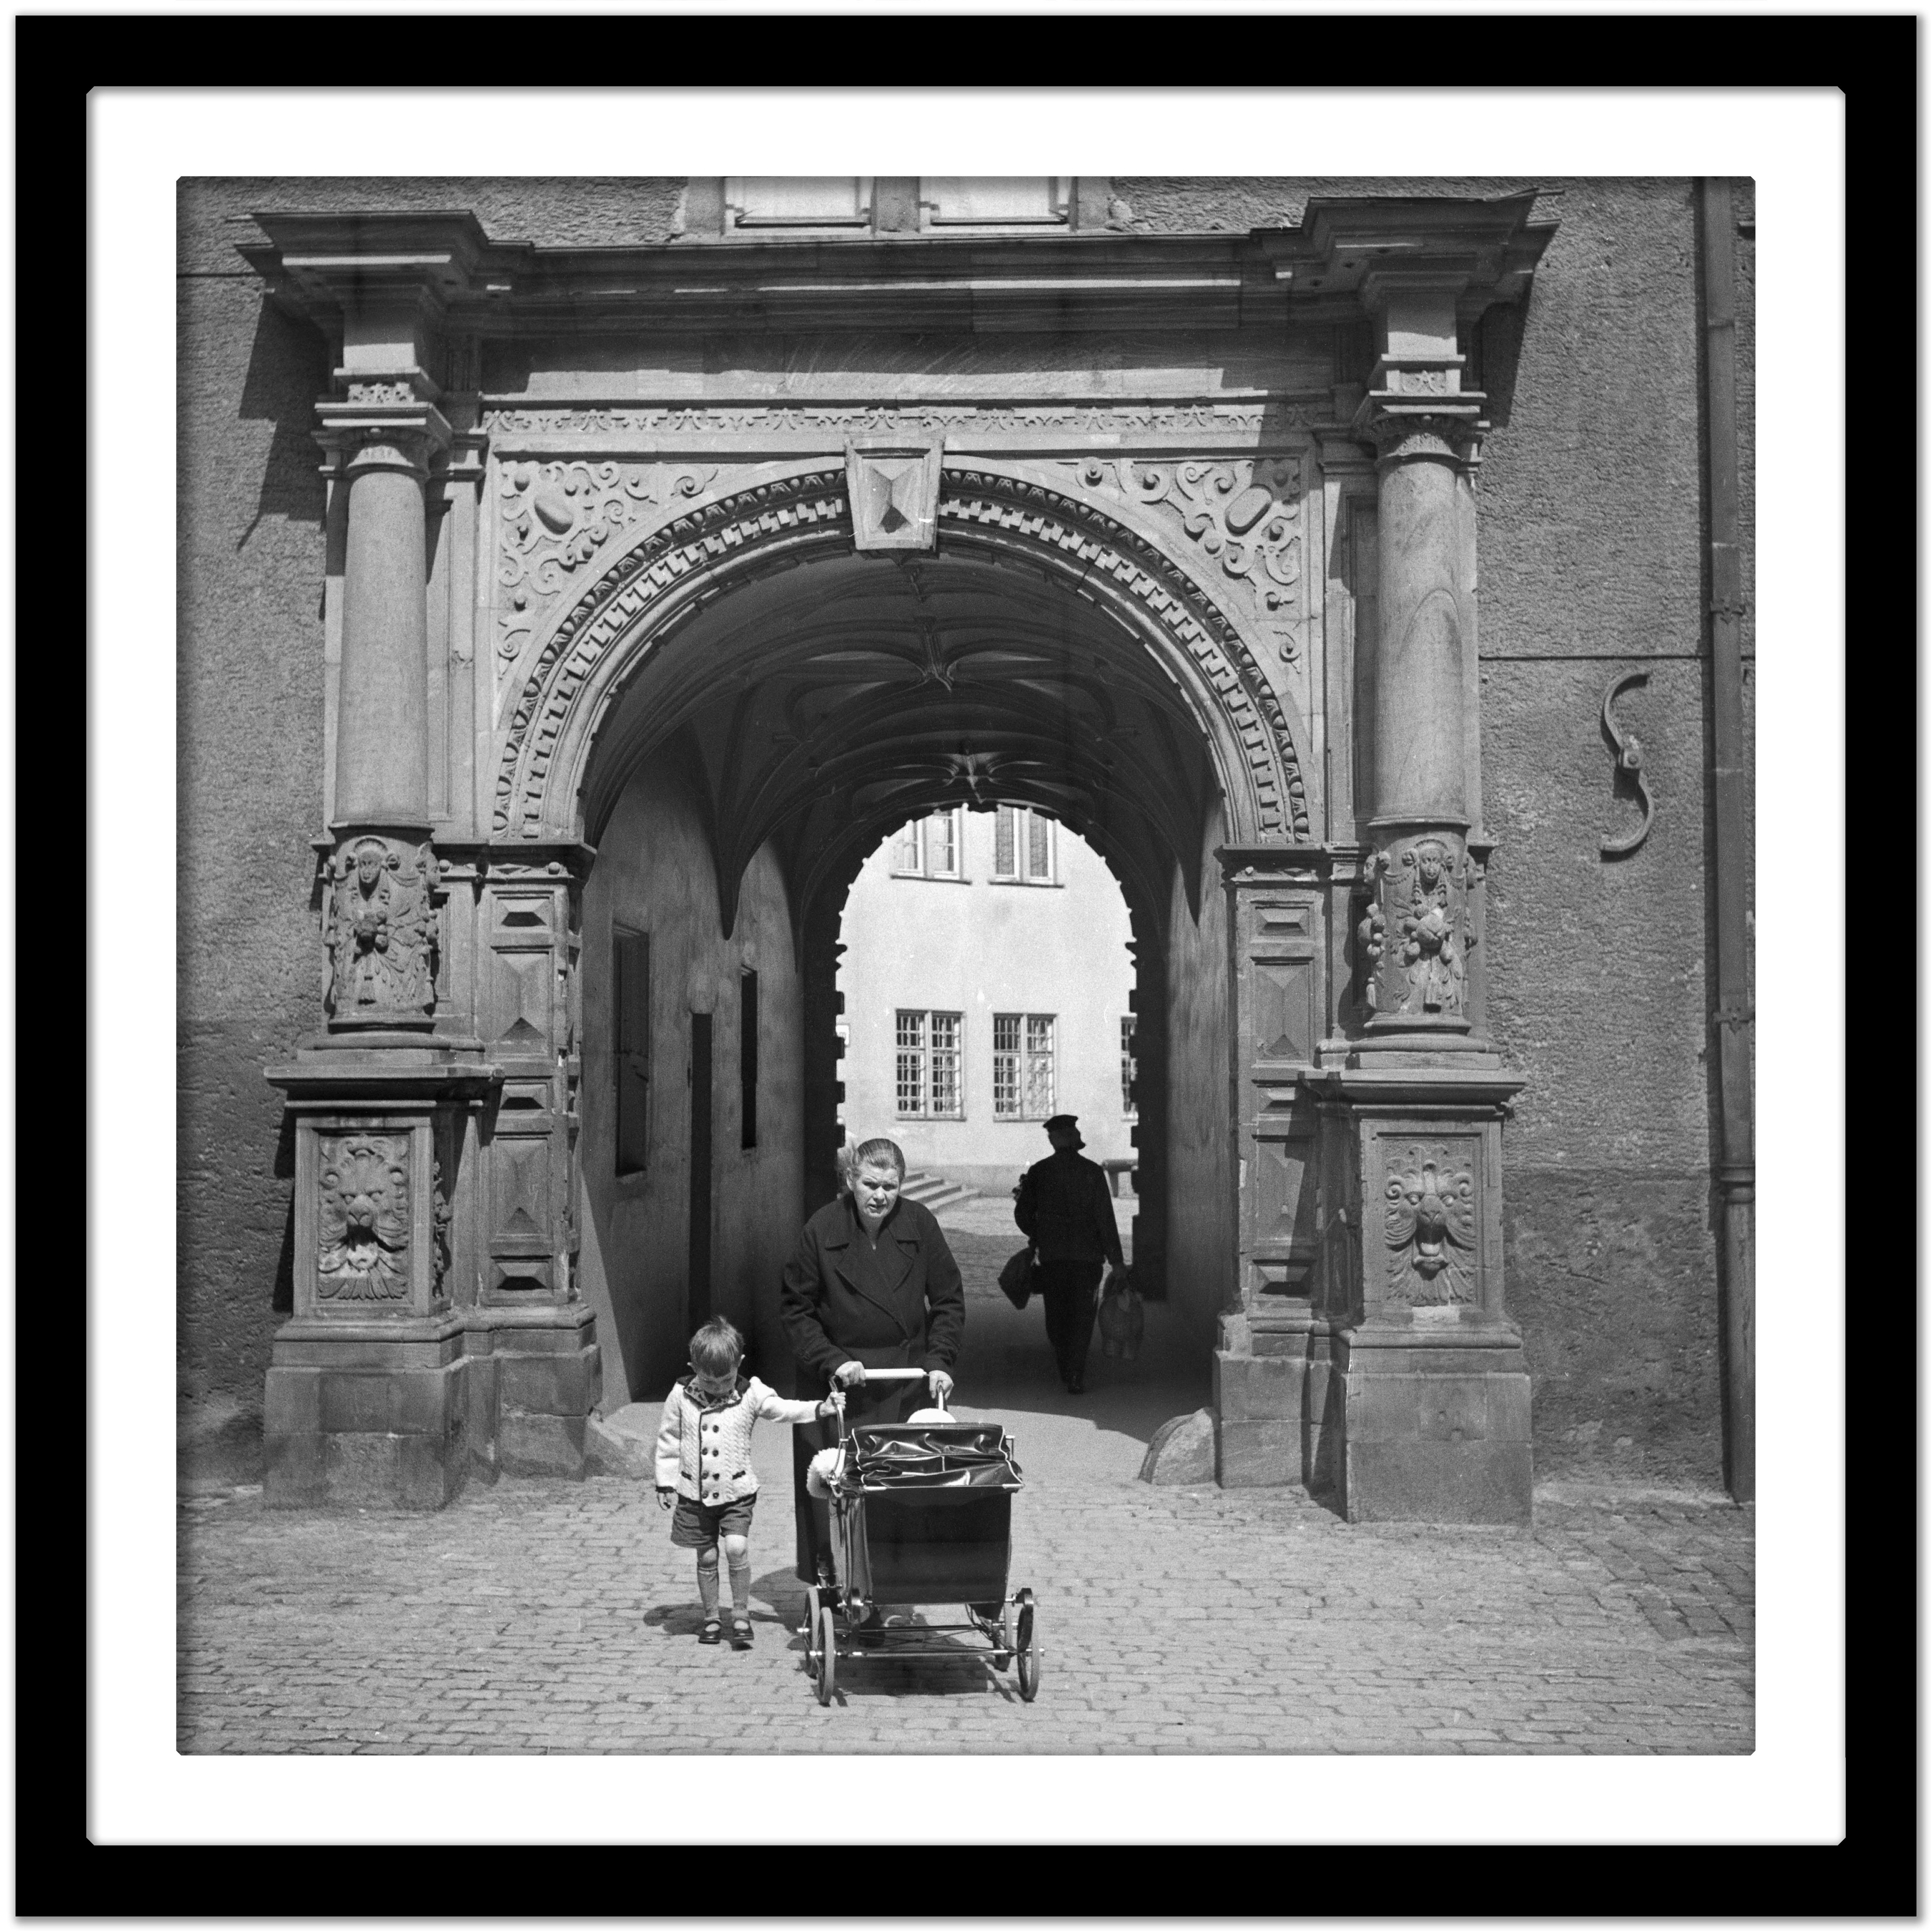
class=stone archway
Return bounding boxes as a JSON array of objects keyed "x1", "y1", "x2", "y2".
[
  {"x1": 537, "y1": 463, "x2": 1288, "y2": 1406},
  {"x1": 489, "y1": 458, "x2": 1313, "y2": 853},
  {"x1": 254, "y1": 196, "x2": 1552, "y2": 1520}
]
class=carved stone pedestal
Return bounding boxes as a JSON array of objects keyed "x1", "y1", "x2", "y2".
[
  {"x1": 1213, "y1": 1306, "x2": 1347, "y2": 1491},
  {"x1": 1305, "y1": 1062, "x2": 1531, "y2": 1523},
  {"x1": 263, "y1": 1050, "x2": 600, "y2": 1507}
]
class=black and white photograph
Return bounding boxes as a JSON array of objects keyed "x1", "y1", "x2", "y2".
[{"x1": 75, "y1": 55, "x2": 1857, "y2": 1865}]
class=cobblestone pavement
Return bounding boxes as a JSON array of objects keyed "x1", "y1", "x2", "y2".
[
  {"x1": 183, "y1": 1203, "x2": 1749, "y2": 1755},
  {"x1": 179, "y1": 1444, "x2": 1752, "y2": 1756}
]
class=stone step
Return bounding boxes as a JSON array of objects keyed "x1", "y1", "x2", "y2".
[{"x1": 899, "y1": 1171, "x2": 978, "y2": 1211}]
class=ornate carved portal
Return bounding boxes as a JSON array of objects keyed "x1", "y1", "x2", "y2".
[{"x1": 245, "y1": 197, "x2": 1558, "y2": 1515}]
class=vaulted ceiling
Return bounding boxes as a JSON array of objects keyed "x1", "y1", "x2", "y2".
[{"x1": 578, "y1": 547, "x2": 1224, "y2": 937}]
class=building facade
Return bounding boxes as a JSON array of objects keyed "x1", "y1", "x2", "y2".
[
  {"x1": 179, "y1": 174, "x2": 1754, "y2": 1520},
  {"x1": 837, "y1": 805, "x2": 1138, "y2": 1196}
]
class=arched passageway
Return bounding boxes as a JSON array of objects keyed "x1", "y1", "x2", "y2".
[
  {"x1": 254, "y1": 197, "x2": 1556, "y2": 1522},
  {"x1": 572, "y1": 530, "x2": 1245, "y2": 1406}
]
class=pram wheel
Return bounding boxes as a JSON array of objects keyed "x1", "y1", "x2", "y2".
[
  {"x1": 992, "y1": 1599, "x2": 1016, "y2": 1672},
  {"x1": 813, "y1": 1600, "x2": 838, "y2": 1706},
  {"x1": 802, "y1": 1585, "x2": 821, "y2": 1650},
  {"x1": 1015, "y1": 1589, "x2": 1041, "y2": 1702}
]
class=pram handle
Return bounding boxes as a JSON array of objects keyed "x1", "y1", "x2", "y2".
[{"x1": 824, "y1": 1366, "x2": 949, "y2": 1445}]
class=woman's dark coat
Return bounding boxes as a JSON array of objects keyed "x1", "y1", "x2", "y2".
[
  {"x1": 780, "y1": 1192, "x2": 965, "y2": 1412},
  {"x1": 781, "y1": 1190, "x2": 965, "y2": 1583}
]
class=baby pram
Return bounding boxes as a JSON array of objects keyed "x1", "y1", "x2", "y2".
[{"x1": 803, "y1": 1368, "x2": 1039, "y2": 1706}]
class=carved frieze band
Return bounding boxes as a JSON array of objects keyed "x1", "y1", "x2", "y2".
[
  {"x1": 491, "y1": 466, "x2": 1312, "y2": 843},
  {"x1": 323, "y1": 834, "x2": 439, "y2": 1022},
  {"x1": 484, "y1": 400, "x2": 1323, "y2": 444}
]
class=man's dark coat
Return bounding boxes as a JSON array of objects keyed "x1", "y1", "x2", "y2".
[{"x1": 1015, "y1": 1147, "x2": 1126, "y2": 1267}]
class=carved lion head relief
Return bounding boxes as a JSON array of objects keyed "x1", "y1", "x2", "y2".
[{"x1": 317, "y1": 1133, "x2": 412, "y2": 1301}]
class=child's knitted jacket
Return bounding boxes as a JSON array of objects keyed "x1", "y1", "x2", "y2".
[{"x1": 654, "y1": 1374, "x2": 820, "y2": 1505}]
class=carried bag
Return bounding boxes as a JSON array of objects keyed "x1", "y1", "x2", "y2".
[
  {"x1": 1097, "y1": 1266, "x2": 1145, "y2": 1360},
  {"x1": 998, "y1": 1245, "x2": 1037, "y2": 1310}
]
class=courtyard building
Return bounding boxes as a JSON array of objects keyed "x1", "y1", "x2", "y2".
[{"x1": 837, "y1": 806, "x2": 1138, "y2": 1202}]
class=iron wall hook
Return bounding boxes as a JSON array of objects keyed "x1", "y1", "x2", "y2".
[{"x1": 1599, "y1": 668, "x2": 1654, "y2": 857}]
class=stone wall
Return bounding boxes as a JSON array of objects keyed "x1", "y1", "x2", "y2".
[
  {"x1": 178, "y1": 187, "x2": 333, "y2": 1476},
  {"x1": 1164, "y1": 807, "x2": 1236, "y2": 1351},
  {"x1": 579, "y1": 752, "x2": 803, "y2": 1406}
]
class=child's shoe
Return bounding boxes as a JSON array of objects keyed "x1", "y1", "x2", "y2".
[
  {"x1": 728, "y1": 1616, "x2": 754, "y2": 1649},
  {"x1": 698, "y1": 1617, "x2": 723, "y2": 1645}
]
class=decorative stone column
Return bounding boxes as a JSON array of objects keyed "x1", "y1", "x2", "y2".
[
  {"x1": 316, "y1": 393, "x2": 448, "y2": 1031},
  {"x1": 261, "y1": 242, "x2": 525, "y2": 1508},
  {"x1": 1302, "y1": 271, "x2": 1533, "y2": 1524}
]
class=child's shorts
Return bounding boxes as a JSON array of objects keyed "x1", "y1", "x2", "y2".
[{"x1": 670, "y1": 1493, "x2": 755, "y2": 1549}]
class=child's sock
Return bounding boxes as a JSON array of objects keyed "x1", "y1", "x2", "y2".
[
  {"x1": 697, "y1": 1554, "x2": 720, "y2": 1619},
  {"x1": 728, "y1": 1556, "x2": 751, "y2": 1618}
]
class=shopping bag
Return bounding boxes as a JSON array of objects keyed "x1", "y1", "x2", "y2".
[
  {"x1": 998, "y1": 1246, "x2": 1036, "y2": 1310},
  {"x1": 1097, "y1": 1266, "x2": 1144, "y2": 1360}
]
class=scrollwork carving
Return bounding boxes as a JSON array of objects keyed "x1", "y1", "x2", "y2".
[
  {"x1": 1063, "y1": 455, "x2": 1305, "y2": 663},
  {"x1": 323, "y1": 835, "x2": 438, "y2": 1020},
  {"x1": 496, "y1": 461, "x2": 717, "y2": 676},
  {"x1": 317, "y1": 1133, "x2": 412, "y2": 1302},
  {"x1": 491, "y1": 465, "x2": 1312, "y2": 844}
]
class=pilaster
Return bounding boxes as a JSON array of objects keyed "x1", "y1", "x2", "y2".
[{"x1": 1301, "y1": 273, "x2": 1531, "y2": 1523}]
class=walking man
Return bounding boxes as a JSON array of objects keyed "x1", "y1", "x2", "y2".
[{"x1": 1015, "y1": 1114, "x2": 1125, "y2": 1396}]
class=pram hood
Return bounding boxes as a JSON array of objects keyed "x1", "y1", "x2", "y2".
[{"x1": 838, "y1": 1423, "x2": 1022, "y2": 1492}]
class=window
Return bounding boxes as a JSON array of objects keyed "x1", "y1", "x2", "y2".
[
  {"x1": 930, "y1": 1012, "x2": 962, "y2": 1118},
  {"x1": 740, "y1": 970, "x2": 759, "y2": 1151},
  {"x1": 1120, "y1": 1015, "x2": 1138, "y2": 1117},
  {"x1": 926, "y1": 177, "x2": 1070, "y2": 227},
  {"x1": 993, "y1": 805, "x2": 1056, "y2": 884},
  {"x1": 1025, "y1": 1016, "x2": 1056, "y2": 1118},
  {"x1": 896, "y1": 1010, "x2": 964, "y2": 1119},
  {"x1": 890, "y1": 808, "x2": 963, "y2": 880},
  {"x1": 726, "y1": 177, "x2": 871, "y2": 229},
  {"x1": 992, "y1": 1015, "x2": 1021, "y2": 1118},
  {"x1": 994, "y1": 1013, "x2": 1055, "y2": 1119},
  {"x1": 614, "y1": 928, "x2": 650, "y2": 1175}
]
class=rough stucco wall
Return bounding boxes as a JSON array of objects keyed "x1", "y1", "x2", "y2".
[
  {"x1": 1165, "y1": 809, "x2": 1235, "y2": 1351},
  {"x1": 178, "y1": 185, "x2": 332, "y2": 1466},
  {"x1": 1475, "y1": 181, "x2": 1725, "y2": 1483},
  {"x1": 178, "y1": 178, "x2": 688, "y2": 275},
  {"x1": 579, "y1": 758, "x2": 802, "y2": 1408}
]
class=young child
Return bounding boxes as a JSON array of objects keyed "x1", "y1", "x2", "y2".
[{"x1": 655, "y1": 1316, "x2": 838, "y2": 1649}]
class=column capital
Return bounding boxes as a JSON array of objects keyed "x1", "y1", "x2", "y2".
[
  {"x1": 1350, "y1": 394, "x2": 1488, "y2": 468},
  {"x1": 315, "y1": 399, "x2": 454, "y2": 477}
]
